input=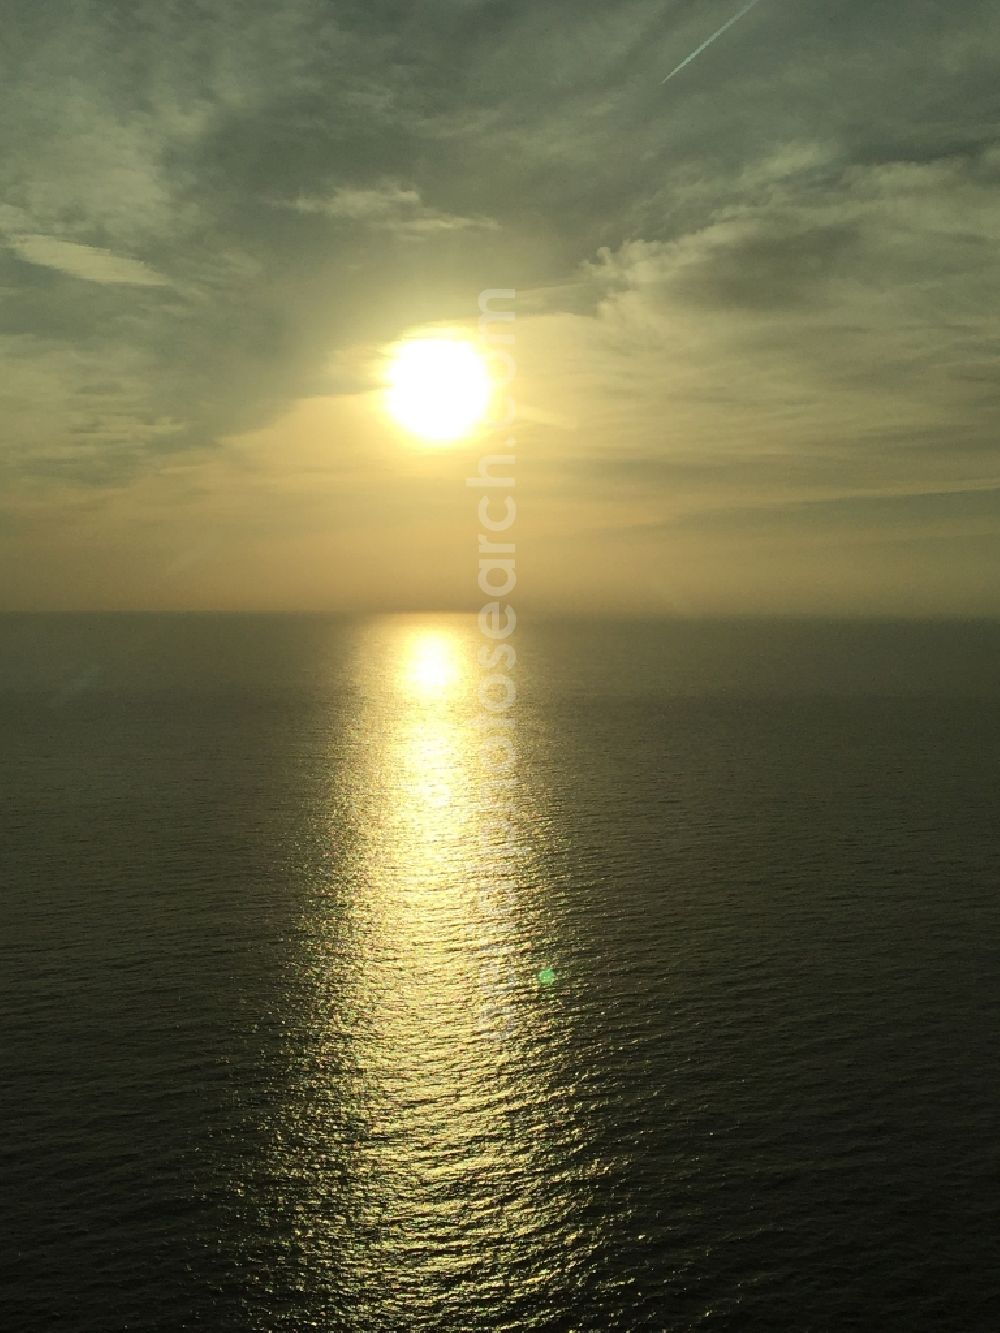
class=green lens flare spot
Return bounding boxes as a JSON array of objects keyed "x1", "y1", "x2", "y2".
[{"x1": 538, "y1": 967, "x2": 556, "y2": 988}]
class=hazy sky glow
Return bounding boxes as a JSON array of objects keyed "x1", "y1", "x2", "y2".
[{"x1": 3, "y1": 0, "x2": 1000, "y2": 613}]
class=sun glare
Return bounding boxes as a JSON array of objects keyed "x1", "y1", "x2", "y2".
[
  {"x1": 404, "y1": 629, "x2": 461, "y2": 697},
  {"x1": 385, "y1": 337, "x2": 492, "y2": 443}
]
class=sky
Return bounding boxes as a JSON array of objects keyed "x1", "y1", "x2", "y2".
[{"x1": 2, "y1": 0, "x2": 999, "y2": 615}]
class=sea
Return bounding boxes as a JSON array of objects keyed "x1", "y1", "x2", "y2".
[{"x1": 2, "y1": 613, "x2": 998, "y2": 1332}]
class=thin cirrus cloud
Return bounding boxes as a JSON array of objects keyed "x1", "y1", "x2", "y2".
[
  {"x1": 6, "y1": 234, "x2": 170, "y2": 288},
  {"x1": 282, "y1": 184, "x2": 500, "y2": 237}
]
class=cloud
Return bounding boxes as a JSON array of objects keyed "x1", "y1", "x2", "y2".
[
  {"x1": 2, "y1": 0, "x2": 1000, "y2": 611},
  {"x1": 593, "y1": 149, "x2": 1000, "y2": 405},
  {"x1": 506, "y1": 138, "x2": 1000, "y2": 572},
  {"x1": 284, "y1": 183, "x2": 499, "y2": 237},
  {"x1": 6, "y1": 234, "x2": 170, "y2": 287}
]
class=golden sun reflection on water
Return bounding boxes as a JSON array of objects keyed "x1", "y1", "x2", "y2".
[
  {"x1": 254, "y1": 617, "x2": 589, "y2": 1331},
  {"x1": 403, "y1": 628, "x2": 463, "y2": 700}
]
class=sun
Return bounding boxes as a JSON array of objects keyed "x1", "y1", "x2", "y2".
[{"x1": 384, "y1": 337, "x2": 492, "y2": 443}]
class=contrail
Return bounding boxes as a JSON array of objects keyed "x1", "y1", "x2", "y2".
[{"x1": 661, "y1": 0, "x2": 765, "y2": 84}]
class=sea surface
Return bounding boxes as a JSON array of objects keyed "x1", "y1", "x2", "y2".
[{"x1": 2, "y1": 614, "x2": 998, "y2": 1332}]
